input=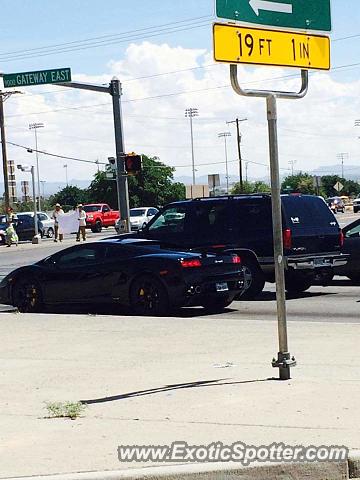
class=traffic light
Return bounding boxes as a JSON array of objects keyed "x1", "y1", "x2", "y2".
[{"x1": 124, "y1": 153, "x2": 142, "y2": 175}]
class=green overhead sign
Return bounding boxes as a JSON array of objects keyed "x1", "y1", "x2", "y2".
[
  {"x1": 3, "y1": 68, "x2": 71, "y2": 88},
  {"x1": 216, "y1": 0, "x2": 332, "y2": 32}
]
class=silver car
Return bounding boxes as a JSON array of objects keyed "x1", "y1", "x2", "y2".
[
  {"x1": 17, "y1": 212, "x2": 55, "y2": 238},
  {"x1": 115, "y1": 207, "x2": 159, "y2": 233}
]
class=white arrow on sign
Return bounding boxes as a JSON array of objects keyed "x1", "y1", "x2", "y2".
[{"x1": 249, "y1": 0, "x2": 293, "y2": 16}]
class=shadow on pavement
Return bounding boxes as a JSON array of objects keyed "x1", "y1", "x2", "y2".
[
  {"x1": 80, "y1": 377, "x2": 276, "y2": 405},
  {"x1": 244, "y1": 291, "x2": 334, "y2": 302}
]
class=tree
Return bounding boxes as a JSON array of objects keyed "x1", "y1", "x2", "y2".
[
  {"x1": 281, "y1": 173, "x2": 317, "y2": 195},
  {"x1": 231, "y1": 180, "x2": 271, "y2": 194},
  {"x1": 86, "y1": 155, "x2": 186, "y2": 209},
  {"x1": 49, "y1": 185, "x2": 88, "y2": 210}
]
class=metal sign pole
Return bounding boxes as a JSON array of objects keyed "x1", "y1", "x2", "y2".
[{"x1": 230, "y1": 65, "x2": 308, "y2": 380}]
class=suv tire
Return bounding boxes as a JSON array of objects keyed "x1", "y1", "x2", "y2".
[
  {"x1": 239, "y1": 259, "x2": 265, "y2": 300},
  {"x1": 285, "y1": 275, "x2": 312, "y2": 294}
]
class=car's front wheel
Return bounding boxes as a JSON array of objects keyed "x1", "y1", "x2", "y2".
[
  {"x1": 91, "y1": 220, "x2": 102, "y2": 233},
  {"x1": 12, "y1": 277, "x2": 43, "y2": 313},
  {"x1": 129, "y1": 275, "x2": 169, "y2": 316},
  {"x1": 47, "y1": 228, "x2": 54, "y2": 239}
]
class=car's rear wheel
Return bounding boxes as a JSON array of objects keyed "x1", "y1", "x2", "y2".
[
  {"x1": 12, "y1": 277, "x2": 43, "y2": 313},
  {"x1": 239, "y1": 259, "x2": 265, "y2": 300},
  {"x1": 47, "y1": 228, "x2": 54, "y2": 238},
  {"x1": 129, "y1": 275, "x2": 169, "y2": 316},
  {"x1": 202, "y1": 296, "x2": 233, "y2": 313}
]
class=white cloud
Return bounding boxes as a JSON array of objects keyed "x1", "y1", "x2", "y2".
[{"x1": 3, "y1": 41, "x2": 360, "y2": 190}]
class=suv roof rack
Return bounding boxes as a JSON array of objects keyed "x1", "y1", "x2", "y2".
[{"x1": 192, "y1": 193, "x2": 271, "y2": 201}]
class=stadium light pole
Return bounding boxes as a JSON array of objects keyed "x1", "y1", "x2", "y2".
[
  {"x1": 218, "y1": 132, "x2": 231, "y2": 194},
  {"x1": 29, "y1": 122, "x2": 44, "y2": 211},
  {"x1": 185, "y1": 108, "x2": 199, "y2": 185}
]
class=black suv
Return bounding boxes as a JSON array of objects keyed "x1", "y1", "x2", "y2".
[{"x1": 135, "y1": 194, "x2": 347, "y2": 299}]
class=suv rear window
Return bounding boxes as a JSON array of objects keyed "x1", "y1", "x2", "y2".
[
  {"x1": 282, "y1": 196, "x2": 336, "y2": 229},
  {"x1": 148, "y1": 206, "x2": 188, "y2": 234}
]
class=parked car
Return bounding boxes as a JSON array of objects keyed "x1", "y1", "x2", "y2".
[
  {"x1": 0, "y1": 239, "x2": 246, "y2": 314},
  {"x1": 352, "y1": 195, "x2": 360, "y2": 213},
  {"x1": 115, "y1": 207, "x2": 159, "y2": 233},
  {"x1": 125, "y1": 194, "x2": 348, "y2": 298},
  {"x1": 83, "y1": 204, "x2": 120, "y2": 233},
  {"x1": 0, "y1": 215, "x2": 6, "y2": 244},
  {"x1": 334, "y1": 218, "x2": 360, "y2": 282},
  {"x1": 325, "y1": 197, "x2": 345, "y2": 213},
  {"x1": 17, "y1": 212, "x2": 55, "y2": 238}
]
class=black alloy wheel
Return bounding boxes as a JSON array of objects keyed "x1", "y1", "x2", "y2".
[
  {"x1": 129, "y1": 275, "x2": 169, "y2": 316},
  {"x1": 93, "y1": 220, "x2": 102, "y2": 233},
  {"x1": 239, "y1": 259, "x2": 265, "y2": 300},
  {"x1": 47, "y1": 228, "x2": 54, "y2": 238},
  {"x1": 12, "y1": 278, "x2": 43, "y2": 313}
]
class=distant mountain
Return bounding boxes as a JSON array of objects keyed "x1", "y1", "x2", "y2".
[{"x1": 309, "y1": 164, "x2": 360, "y2": 180}]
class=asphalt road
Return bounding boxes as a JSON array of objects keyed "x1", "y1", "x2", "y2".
[{"x1": 0, "y1": 213, "x2": 359, "y2": 323}]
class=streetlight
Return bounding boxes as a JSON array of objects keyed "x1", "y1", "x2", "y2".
[
  {"x1": 29, "y1": 122, "x2": 44, "y2": 211},
  {"x1": 218, "y1": 132, "x2": 231, "y2": 194},
  {"x1": 63, "y1": 164, "x2": 68, "y2": 186},
  {"x1": 17, "y1": 164, "x2": 40, "y2": 244},
  {"x1": 40, "y1": 180, "x2": 46, "y2": 200},
  {"x1": 185, "y1": 108, "x2": 199, "y2": 185}
]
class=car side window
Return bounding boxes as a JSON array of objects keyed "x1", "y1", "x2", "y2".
[
  {"x1": 39, "y1": 214, "x2": 47, "y2": 221},
  {"x1": 346, "y1": 224, "x2": 360, "y2": 238},
  {"x1": 56, "y1": 247, "x2": 103, "y2": 267},
  {"x1": 102, "y1": 206, "x2": 110, "y2": 213},
  {"x1": 148, "y1": 208, "x2": 157, "y2": 216},
  {"x1": 148, "y1": 207, "x2": 188, "y2": 233}
]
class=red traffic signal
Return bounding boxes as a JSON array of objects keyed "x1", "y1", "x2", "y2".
[{"x1": 124, "y1": 154, "x2": 142, "y2": 175}]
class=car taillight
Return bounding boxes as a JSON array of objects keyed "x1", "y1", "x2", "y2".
[
  {"x1": 180, "y1": 259, "x2": 202, "y2": 268},
  {"x1": 232, "y1": 255, "x2": 241, "y2": 264},
  {"x1": 340, "y1": 230, "x2": 344, "y2": 247},
  {"x1": 283, "y1": 228, "x2": 292, "y2": 250}
]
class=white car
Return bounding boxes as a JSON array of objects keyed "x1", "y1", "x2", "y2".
[
  {"x1": 353, "y1": 196, "x2": 360, "y2": 214},
  {"x1": 115, "y1": 207, "x2": 159, "y2": 233}
]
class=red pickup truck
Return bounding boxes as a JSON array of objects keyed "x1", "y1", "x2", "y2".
[{"x1": 83, "y1": 203, "x2": 120, "y2": 233}]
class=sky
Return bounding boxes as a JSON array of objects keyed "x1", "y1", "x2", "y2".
[{"x1": 1, "y1": 0, "x2": 360, "y2": 189}]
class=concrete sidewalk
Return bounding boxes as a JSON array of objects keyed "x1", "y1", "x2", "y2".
[{"x1": 0, "y1": 312, "x2": 359, "y2": 478}]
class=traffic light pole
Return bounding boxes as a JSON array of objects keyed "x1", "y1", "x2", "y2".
[
  {"x1": 110, "y1": 79, "x2": 130, "y2": 231},
  {"x1": 57, "y1": 79, "x2": 130, "y2": 231}
]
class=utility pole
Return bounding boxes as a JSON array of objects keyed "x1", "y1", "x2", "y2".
[
  {"x1": 29, "y1": 122, "x2": 44, "y2": 211},
  {"x1": 337, "y1": 152, "x2": 348, "y2": 179},
  {"x1": 0, "y1": 90, "x2": 21, "y2": 209},
  {"x1": 185, "y1": 108, "x2": 199, "y2": 185},
  {"x1": 227, "y1": 117, "x2": 247, "y2": 190},
  {"x1": 218, "y1": 132, "x2": 231, "y2": 193},
  {"x1": 0, "y1": 92, "x2": 9, "y2": 210},
  {"x1": 245, "y1": 161, "x2": 250, "y2": 182},
  {"x1": 288, "y1": 159, "x2": 297, "y2": 176},
  {"x1": 63, "y1": 164, "x2": 68, "y2": 186}
]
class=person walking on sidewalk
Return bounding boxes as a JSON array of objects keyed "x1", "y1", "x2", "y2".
[
  {"x1": 52, "y1": 203, "x2": 64, "y2": 242},
  {"x1": 76, "y1": 204, "x2": 87, "y2": 242},
  {"x1": 5, "y1": 207, "x2": 18, "y2": 247}
]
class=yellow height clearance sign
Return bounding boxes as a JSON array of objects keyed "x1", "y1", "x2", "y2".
[{"x1": 213, "y1": 23, "x2": 330, "y2": 70}]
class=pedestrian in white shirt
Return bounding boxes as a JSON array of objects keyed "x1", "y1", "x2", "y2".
[
  {"x1": 52, "y1": 203, "x2": 64, "y2": 242},
  {"x1": 76, "y1": 204, "x2": 87, "y2": 241}
]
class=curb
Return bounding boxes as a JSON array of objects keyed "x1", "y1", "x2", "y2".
[{"x1": 0, "y1": 460, "x2": 349, "y2": 480}]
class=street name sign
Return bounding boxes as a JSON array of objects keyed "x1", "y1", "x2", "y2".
[
  {"x1": 216, "y1": 0, "x2": 331, "y2": 32},
  {"x1": 213, "y1": 23, "x2": 330, "y2": 70},
  {"x1": 3, "y1": 68, "x2": 71, "y2": 88}
]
